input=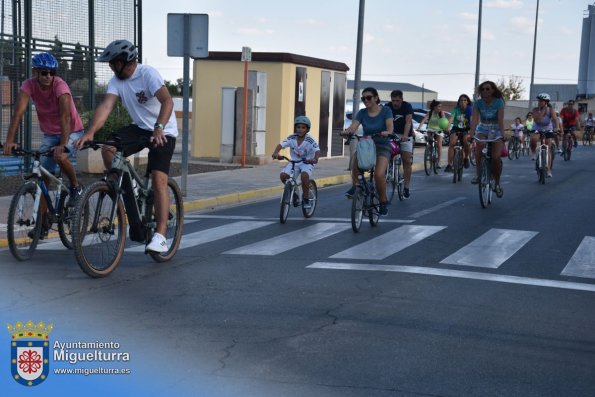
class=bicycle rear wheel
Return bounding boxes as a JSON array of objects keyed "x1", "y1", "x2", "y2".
[
  {"x1": 385, "y1": 159, "x2": 396, "y2": 203},
  {"x1": 279, "y1": 183, "x2": 292, "y2": 224},
  {"x1": 72, "y1": 181, "x2": 126, "y2": 278},
  {"x1": 351, "y1": 186, "x2": 365, "y2": 233},
  {"x1": 7, "y1": 182, "x2": 41, "y2": 261},
  {"x1": 57, "y1": 190, "x2": 89, "y2": 250},
  {"x1": 564, "y1": 139, "x2": 571, "y2": 161},
  {"x1": 149, "y1": 179, "x2": 184, "y2": 263},
  {"x1": 507, "y1": 140, "x2": 514, "y2": 160},
  {"x1": 479, "y1": 159, "x2": 490, "y2": 208},
  {"x1": 301, "y1": 180, "x2": 317, "y2": 218}
]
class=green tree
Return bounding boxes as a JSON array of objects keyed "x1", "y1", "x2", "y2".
[{"x1": 497, "y1": 75, "x2": 524, "y2": 101}]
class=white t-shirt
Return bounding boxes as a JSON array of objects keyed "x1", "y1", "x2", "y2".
[
  {"x1": 280, "y1": 133, "x2": 320, "y2": 161},
  {"x1": 106, "y1": 64, "x2": 178, "y2": 137}
]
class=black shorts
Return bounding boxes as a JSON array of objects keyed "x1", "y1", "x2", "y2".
[{"x1": 113, "y1": 124, "x2": 176, "y2": 175}]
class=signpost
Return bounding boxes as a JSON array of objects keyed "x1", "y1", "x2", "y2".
[
  {"x1": 241, "y1": 46, "x2": 252, "y2": 167},
  {"x1": 167, "y1": 13, "x2": 209, "y2": 195}
]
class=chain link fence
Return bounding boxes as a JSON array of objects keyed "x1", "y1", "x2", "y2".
[{"x1": 0, "y1": 0, "x2": 139, "y2": 174}]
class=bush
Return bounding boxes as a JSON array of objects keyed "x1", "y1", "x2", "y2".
[{"x1": 81, "y1": 101, "x2": 131, "y2": 140}]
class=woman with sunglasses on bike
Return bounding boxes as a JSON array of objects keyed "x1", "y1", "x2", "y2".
[
  {"x1": 469, "y1": 80, "x2": 506, "y2": 197},
  {"x1": 445, "y1": 94, "x2": 473, "y2": 172},
  {"x1": 529, "y1": 93, "x2": 560, "y2": 178},
  {"x1": 342, "y1": 87, "x2": 393, "y2": 216}
]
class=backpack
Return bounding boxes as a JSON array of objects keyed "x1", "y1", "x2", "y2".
[{"x1": 356, "y1": 137, "x2": 376, "y2": 170}]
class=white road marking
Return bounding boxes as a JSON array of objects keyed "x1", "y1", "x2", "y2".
[
  {"x1": 224, "y1": 222, "x2": 351, "y2": 256},
  {"x1": 440, "y1": 228, "x2": 538, "y2": 268},
  {"x1": 561, "y1": 236, "x2": 595, "y2": 279},
  {"x1": 127, "y1": 220, "x2": 274, "y2": 252},
  {"x1": 330, "y1": 225, "x2": 446, "y2": 260},
  {"x1": 307, "y1": 262, "x2": 595, "y2": 293},
  {"x1": 184, "y1": 215, "x2": 414, "y2": 223}
]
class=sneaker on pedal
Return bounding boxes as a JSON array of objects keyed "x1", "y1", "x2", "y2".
[
  {"x1": 494, "y1": 185, "x2": 504, "y2": 198},
  {"x1": 547, "y1": 171, "x2": 552, "y2": 178},
  {"x1": 302, "y1": 198, "x2": 312, "y2": 209},
  {"x1": 345, "y1": 186, "x2": 356, "y2": 198},
  {"x1": 146, "y1": 232, "x2": 168, "y2": 253},
  {"x1": 379, "y1": 202, "x2": 388, "y2": 216},
  {"x1": 435, "y1": 164, "x2": 442, "y2": 169},
  {"x1": 471, "y1": 176, "x2": 479, "y2": 184},
  {"x1": 444, "y1": 165, "x2": 453, "y2": 173},
  {"x1": 463, "y1": 158, "x2": 470, "y2": 169},
  {"x1": 68, "y1": 185, "x2": 83, "y2": 207},
  {"x1": 403, "y1": 188, "x2": 410, "y2": 199}
]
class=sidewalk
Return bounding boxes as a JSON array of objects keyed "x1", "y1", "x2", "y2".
[{"x1": 0, "y1": 151, "x2": 425, "y2": 246}]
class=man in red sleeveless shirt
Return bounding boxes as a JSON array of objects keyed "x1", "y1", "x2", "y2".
[{"x1": 560, "y1": 99, "x2": 582, "y2": 147}]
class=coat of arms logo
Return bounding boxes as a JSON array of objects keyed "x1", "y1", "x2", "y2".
[{"x1": 7, "y1": 320, "x2": 53, "y2": 386}]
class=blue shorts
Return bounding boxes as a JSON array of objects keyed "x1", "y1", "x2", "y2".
[
  {"x1": 39, "y1": 131, "x2": 84, "y2": 174},
  {"x1": 475, "y1": 124, "x2": 503, "y2": 140}
]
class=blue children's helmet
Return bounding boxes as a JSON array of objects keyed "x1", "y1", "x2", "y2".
[
  {"x1": 294, "y1": 115, "x2": 311, "y2": 129},
  {"x1": 32, "y1": 52, "x2": 58, "y2": 70}
]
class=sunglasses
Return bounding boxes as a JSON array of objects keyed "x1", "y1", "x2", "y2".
[
  {"x1": 37, "y1": 69, "x2": 56, "y2": 77},
  {"x1": 361, "y1": 95, "x2": 374, "y2": 102}
]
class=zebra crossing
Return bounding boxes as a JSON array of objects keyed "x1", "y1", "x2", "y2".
[{"x1": 28, "y1": 215, "x2": 595, "y2": 284}]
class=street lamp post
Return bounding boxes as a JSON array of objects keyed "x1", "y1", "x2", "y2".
[
  {"x1": 474, "y1": 0, "x2": 482, "y2": 98},
  {"x1": 529, "y1": 0, "x2": 540, "y2": 111}
]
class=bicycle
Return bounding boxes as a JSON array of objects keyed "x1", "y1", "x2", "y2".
[
  {"x1": 385, "y1": 134, "x2": 405, "y2": 202},
  {"x1": 474, "y1": 136, "x2": 503, "y2": 208},
  {"x1": 423, "y1": 129, "x2": 442, "y2": 175},
  {"x1": 71, "y1": 138, "x2": 183, "y2": 277},
  {"x1": 507, "y1": 134, "x2": 521, "y2": 160},
  {"x1": 345, "y1": 134, "x2": 381, "y2": 233},
  {"x1": 535, "y1": 130, "x2": 555, "y2": 184},
  {"x1": 276, "y1": 155, "x2": 317, "y2": 224},
  {"x1": 522, "y1": 130, "x2": 531, "y2": 156},
  {"x1": 6, "y1": 145, "x2": 87, "y2": 261},
  {"x1": 562, "y1": 127, "x2": 575, "y2": 161},
  {"x1": 450, "y1": 130, "x2": 466, "y2": 184},
  {"x1": 583, "y1": 126, "x2": 593, "y2": 146}
]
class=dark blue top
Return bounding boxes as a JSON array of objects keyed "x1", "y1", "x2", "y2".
[
  {"x1": 385, "y1": 101, "x2": 414, "y2": 135},
  {"x1": 355, "y1": 106, "x2": 393, "y2": 145}
]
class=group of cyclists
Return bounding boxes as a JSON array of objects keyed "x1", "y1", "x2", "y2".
[{"x1": 3, "y1": 39, "x2": 178, "y2": 254}]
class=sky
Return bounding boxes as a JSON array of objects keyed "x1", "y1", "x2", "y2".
[{"x1": 141, "y1": 0, "x2": 592, "y2": 101}]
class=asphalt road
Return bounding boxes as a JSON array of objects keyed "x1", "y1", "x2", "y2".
[{"x1": 1, "y1": 145, "x2": 595, "y2": 396}]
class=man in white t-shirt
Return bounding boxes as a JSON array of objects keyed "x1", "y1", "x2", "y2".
[{"x1": 76, "y1": 39, "x2": 178, "y2": 253}]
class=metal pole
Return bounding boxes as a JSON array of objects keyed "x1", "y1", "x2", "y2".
[
  {"x1": 241, "y1": 59, "x2": 248, "y2": 167},
  {"x1": 529, "y1": 0, "x2": 540, "y2": 111},
  {"x1": 351, "y1": 0, "x2": 365, "y2": 111},
  {"x1": 474, "y1": 0, "x2": 482, "y2": 98},
  {"x1": 348, "y1": 0, "x2": 365, "y2": 167},
  {"x1": 181, "y1": 14, "x2": 190, "y2": 196},
  {"x1": 88, "y1": 0, "x2": 95, "y2": 110}
]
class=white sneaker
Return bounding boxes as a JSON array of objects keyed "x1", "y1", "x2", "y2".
[{"x1": 146, "y1": 232, "x2": 168, "y2": 253}]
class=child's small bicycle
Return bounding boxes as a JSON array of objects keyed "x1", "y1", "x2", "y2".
[{"x1": 275, "y1": 155, "x2": 317, "y2": 224}]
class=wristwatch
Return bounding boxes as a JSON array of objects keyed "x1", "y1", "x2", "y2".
[{"x1": 154, "y1": 122, "x2": 165, "y2": 130}]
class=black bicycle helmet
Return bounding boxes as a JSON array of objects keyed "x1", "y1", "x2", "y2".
[{"x1": 96, "y1": 39, "x2": 138, "y2": 63}]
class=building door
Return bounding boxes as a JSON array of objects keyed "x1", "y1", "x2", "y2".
[
  {"x1": 331, "y1": 72, "x2": 346, "y2": 156},
  {"x1": 318, "y1": 71, "x2": 331, "y2": 157},
  {"x1": 294, "y1": 67, "x2": 307, "y2": 117}
]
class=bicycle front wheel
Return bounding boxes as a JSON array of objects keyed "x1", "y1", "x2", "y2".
[
  {"x1": 507, "y1": 141, "x2": 514, "y2": 160},
  {"x1": 368, "y1": 192, "x2": 380, "y2": 226},
  {"x1": 301, "y1": 180, "x2": 317, "y2": 218},
  {"x1": 385, "y1": 159, "x2": 396, "y2": 203},
  {"x1": 423, "y1": 145, "x2": 432, "y2": 176},
  {"x1": 149, "y1": 178, "x2": 184, "y2": 263},
  {"x1": 351, "y1": 186, "x2": 365, "y2": 233},
  {"x1": 72, "y1": 181, "x2": 126, "y2": 278},
  {"x1": 452, "y1": 149, "x2": 462, "y2": 184},
  {"x1": 538, "y1": 148, "x2": 547, "y2": 184},
  {"x1": 7, "y1": 182, "x2": 42, "y2": 261},
  {"x1": 479, "y1": 159, "x2": 491, "y2": 208},
  {"x1": 396, "y1": 160, "x2": 404, "y2": 201},
  {"x1": 279, "y1": 183, "x2": 292, "y2": 224}
]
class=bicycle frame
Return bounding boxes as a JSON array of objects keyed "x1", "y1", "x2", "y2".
[{"x1": 535, "y1": 131, "x2": 553, "y2": 184}]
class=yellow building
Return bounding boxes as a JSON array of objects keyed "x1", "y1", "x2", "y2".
[{"x1": 192, "y1": 51, "x2": 349, "y2": 162}]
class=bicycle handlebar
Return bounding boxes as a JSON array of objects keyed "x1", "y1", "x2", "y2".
[
  {"x1": 274, "y1": 155, "x2": 317, "y2": 164},
  {"x1": 10, "y1": 145, "x2": 70, "y2": 157},
  {"x1": 82, "y1": 136, "x2": 152, "y2": 151}
]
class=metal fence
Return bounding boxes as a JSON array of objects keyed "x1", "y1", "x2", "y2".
[{"x1": 0, "y1": 0, "x2": 140, "y2": 174}]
